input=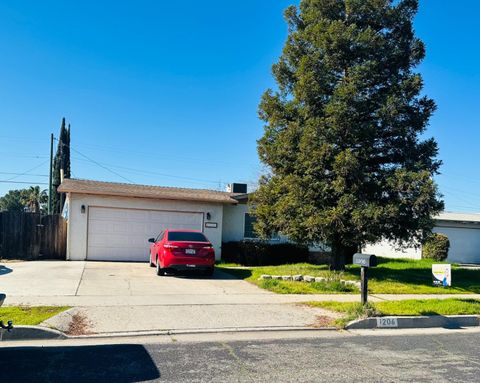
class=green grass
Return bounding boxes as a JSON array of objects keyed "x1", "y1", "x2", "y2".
[
  {"x1": 217, "y1": 262, "x2": 358, "y2": 294},
  {"x1": 0, "y1": 306, "x2": 69, "y2": 325},
  {"x1": 306, "y1": 298, "x2": 480, "y2": 327},
  {"x1": 217, "y1": 257, "x2": 480, "y2": 295}
]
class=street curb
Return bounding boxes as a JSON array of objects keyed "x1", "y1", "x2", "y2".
[
  {"x1": 0, "y1": 325, "x2": 336, "y2": 341},
  {"x1": 346, "y1": 315, "x2": 480, "y2": 330},
  {"x1": 68, "y1": 326, "x2": 336, "y2": 339},
  {"x1": 0, "y1": 326, "x2": 67, "y2": 341}
]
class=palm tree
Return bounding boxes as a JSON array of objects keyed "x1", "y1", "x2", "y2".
[{"x1": 21, "y1": 186, "x2": 48, "y2": 213}]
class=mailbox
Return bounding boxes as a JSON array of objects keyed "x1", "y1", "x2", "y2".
[
  {"x1": 353, "y1": 253, "x2": 377, "y2": 268},
  {"x1": 353, "y1": 253, "x2": 377, "y2": 305}
]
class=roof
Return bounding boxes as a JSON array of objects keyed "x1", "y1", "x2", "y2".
[
  {"x1": 435, "y1": 211, "x2": 480, "y2": 224},
  {"x1": 58, "y1": 179, "x2": 240, "y2": 204}
]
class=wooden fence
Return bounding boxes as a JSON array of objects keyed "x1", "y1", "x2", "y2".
[{"x1": 0, "y1": 212, "x2": 67, "y2": 260}]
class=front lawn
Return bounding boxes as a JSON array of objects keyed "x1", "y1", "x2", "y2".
[
  {"x1": 217, "y1": 258, "x2": 480, "y2": 294},
  {"x1": 218, "y1": 263, "x2": 358, "y2": 294},
  {"x1": 306, "y1": 298, "x2": 480, "y2": 327},
  {"x1": 0, "y1": 306, "x2": 69, "y2": 325}
]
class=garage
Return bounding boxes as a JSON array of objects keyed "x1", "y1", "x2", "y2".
[
  {"x1": 87, "y1": 207, "x2": 204, "y2": 261},
  {"x1": 58, "y1": 179, "x2": 245, "y2": 261}
]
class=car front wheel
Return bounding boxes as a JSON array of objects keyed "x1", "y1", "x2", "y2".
[{"x1": 149, "y1": 253, "x2": 155, "y2": 267}]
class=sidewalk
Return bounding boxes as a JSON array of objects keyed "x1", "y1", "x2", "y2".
[{"x1": 6, "y1": 293, "x2": 480, "y2": 307}]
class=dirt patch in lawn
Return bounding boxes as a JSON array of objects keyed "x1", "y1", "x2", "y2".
[
  {"x1": 65, "y1": 312, "x2": 94, "y2": 335},
  {"x1": 309, "y1": 315, "x2": 336, "y2": 328}
]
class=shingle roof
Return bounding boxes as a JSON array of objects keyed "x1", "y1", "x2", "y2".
[{"x1": 58, "y1": 179, "x2": 240, "y2": 204}]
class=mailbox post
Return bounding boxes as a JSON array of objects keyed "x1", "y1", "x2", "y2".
[{"x1": 353, "y1": 253, "x2": 377, "y2": 305}]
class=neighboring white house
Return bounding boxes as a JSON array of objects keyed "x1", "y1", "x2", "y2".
[
  {"x1": 364, "y1": 212, "x2": 480, "y2": 264},
  {"x1": 58, "y1": 179, "x2": 251, "y2": 261}
]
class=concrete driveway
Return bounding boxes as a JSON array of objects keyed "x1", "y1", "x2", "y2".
[{"x1": 0, "y1": 261, "x2": 334, "y2": 334}]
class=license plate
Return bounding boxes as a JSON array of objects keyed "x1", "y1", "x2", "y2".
[
  {"x1": 186, "y1": 264, "x2": 196, "y2": 268},
  {"x1": 185, "y1": 249, "x2": 196, "y2": 255}
]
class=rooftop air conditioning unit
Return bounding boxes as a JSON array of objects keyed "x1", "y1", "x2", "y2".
[{"x1": 226, "y1": 183, "x2": 248, "y2": 194}]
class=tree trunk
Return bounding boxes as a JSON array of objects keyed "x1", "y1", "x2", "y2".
[
  {"x1": 331, "y1": 239, "x2": 346, "y2": 271},
  {"x1": 331, "y1": 240, "x2": 358, "y2": 271}
]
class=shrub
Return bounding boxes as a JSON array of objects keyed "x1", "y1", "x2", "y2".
[
  {"x1": 221, "y1": 240, "x2": 309, "y2": 266},
  {"x1": 422, "y1": 233, "x2": 450, "y2": 261}
]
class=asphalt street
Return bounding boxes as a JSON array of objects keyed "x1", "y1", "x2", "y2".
[{"x1": 1, "y1": 329, "x2": 479, "y2": 382}]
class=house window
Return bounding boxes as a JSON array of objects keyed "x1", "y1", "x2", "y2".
[{"x1": 244, "y1": 213, "x2": 259, "y2": 239}]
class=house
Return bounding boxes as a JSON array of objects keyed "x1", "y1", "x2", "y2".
[
  {"x1": 59, "y1": 178, "x2": 480, "y2": 264},
  {"x1": 363, "y1": 212, "x2": 480, "y2": 264},
  {"x1": 58, "y1": 179, "x2": 251, "y2": 261}
]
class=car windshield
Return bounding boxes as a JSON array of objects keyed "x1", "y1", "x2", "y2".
[{"x1": 167, "y1": 231, "x2": 208, "y2": 242}]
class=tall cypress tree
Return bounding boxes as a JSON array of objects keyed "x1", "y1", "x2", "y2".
[
  {"x1": 253, "y1": 0, "x2": 443, "y2": 270},
  {"x1": 52, "y1": 118, "x2": 71, "y2": 213}
]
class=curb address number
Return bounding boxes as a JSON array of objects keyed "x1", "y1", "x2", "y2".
[{"x1": 376, "y1": 317, "x2": 398, "y2": 328}]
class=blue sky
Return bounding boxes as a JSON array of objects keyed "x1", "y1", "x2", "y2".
[{"x1": 0, "y1": 1, "x2": 479, "y2": 212}]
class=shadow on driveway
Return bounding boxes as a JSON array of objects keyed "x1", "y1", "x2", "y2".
[
  {"x1": 163, "y1": 268, "x2": 250, "y2": 280},
  {"x1": 0, "y1": 344, "x2": 160, "y2": 383}
]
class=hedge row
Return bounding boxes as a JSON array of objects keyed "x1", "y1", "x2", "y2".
[{"x1": 221, "y1": 241, "x2": 309, "y2": 266}]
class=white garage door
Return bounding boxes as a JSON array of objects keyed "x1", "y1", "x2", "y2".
[{"x1": 87, "y1": 207, "x2": 204, "y2": 261}]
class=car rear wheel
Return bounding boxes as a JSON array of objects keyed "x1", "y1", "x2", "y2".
[
  {"x1": 204, "y1": 267, "x2": 214, "y2": 277},
  {"x1": 156, "y1": 257, "x2": 165, "y2": 276}
]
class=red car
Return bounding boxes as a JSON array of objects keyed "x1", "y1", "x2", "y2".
[{"x1": 148, "y1": 229, "x2": 215, "y2": 276}]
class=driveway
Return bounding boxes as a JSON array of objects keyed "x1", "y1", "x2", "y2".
[{"x1": 0, "y1": 261, "x2": 335, "y2": 334}]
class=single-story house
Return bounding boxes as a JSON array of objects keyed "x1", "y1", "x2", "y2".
[
  {"x1": 363, "y1": 212, "x2": 480, "y2": 264},
  {"x1": 58, "y1": 179, "x2": 251, "y2": 261},
  {"x1": 59, "y1": 178, "x2": 480, "y2": 264}
]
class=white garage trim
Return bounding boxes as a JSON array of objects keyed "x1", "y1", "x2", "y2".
[{"x1": 86, "y1": 206, "x2": 204, "y2": 261}]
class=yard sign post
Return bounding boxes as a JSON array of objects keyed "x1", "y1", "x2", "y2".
[{"x1": 353, "y1": 253, "x2": 378, "y2": 305}]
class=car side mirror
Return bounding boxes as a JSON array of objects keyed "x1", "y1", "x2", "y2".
[{"x1": 148, "y1": 238, "x2": 155, "y2": 243}]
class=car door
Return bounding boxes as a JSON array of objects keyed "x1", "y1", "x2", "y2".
[
  {"x1": 151, "y1": 231, "x2": 162, "y2": 263},
  {"x1": 155, "y1": 231, "x2": 165, "y2": 264}
]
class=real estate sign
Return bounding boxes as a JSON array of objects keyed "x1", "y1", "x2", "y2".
[{"x1": 432, "y1": 264, "x2": 451, "y2": 287}]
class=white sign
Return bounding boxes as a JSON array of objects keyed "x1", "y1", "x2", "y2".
[
  {"x1": 432, "y1": 264, "x2": 451, "y2": 287},
  {"x1": 376, "y1": 317, "x2": 398, "y2": 328}
]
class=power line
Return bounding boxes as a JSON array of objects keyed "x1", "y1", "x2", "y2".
[
  {"x1": 0, "y1": 160, "x2": 50, "y2": 182},
  {"x1": 0, "y1": 180, "x2": 49, "y2": 185},
  {"x1": 0, "y1": 172, "x2": 48, "y2": 177},
  {"x1": 70, "y1": 156, "x2": 225, "y2": 185},
  {"x1": 55, "y1": 139, "x2": 134, "y2": 183}
]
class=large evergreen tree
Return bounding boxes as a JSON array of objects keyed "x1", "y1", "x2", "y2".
[
  {"x1": 0, "y1": 189, "x2": 25, "y2": 212},
  {"x1": 52, "y1": 117, "x2": 71, "y2": 213},
  {"x1": 253, "y1": 0, "x2": 443, "y2": 270}
]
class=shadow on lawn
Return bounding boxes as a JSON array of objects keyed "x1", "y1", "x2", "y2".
[
  {"x1": 345, "y1": 266, "x2": 480, "y2": 292},
  {"x1": 215, "y1": 268, "x2": 252, "y2": 280}
]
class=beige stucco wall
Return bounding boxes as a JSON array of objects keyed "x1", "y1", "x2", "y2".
[
  {"x1": 66, "y1": 193, "x2": 225, "y2": 261},
  {"x1": 222, "y1": 203, "x2": 249, "y2": 242}
]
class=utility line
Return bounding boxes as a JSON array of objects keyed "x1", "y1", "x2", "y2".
[
  {"x1": 55, "y1": 139, "x2": 134, "y2": 183},
  {"x1": 0, "y1": 172, "x2": 48, "y2": 177},
  {"x1": 0, "y1": 180, "x2": 49, "y2": 185},
  {"x1": 0, "y1": 160, "x2": 50, "y2": 182},
  {"x1": 70, "y1": 156, "x2": 224, "y2": 185}
]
